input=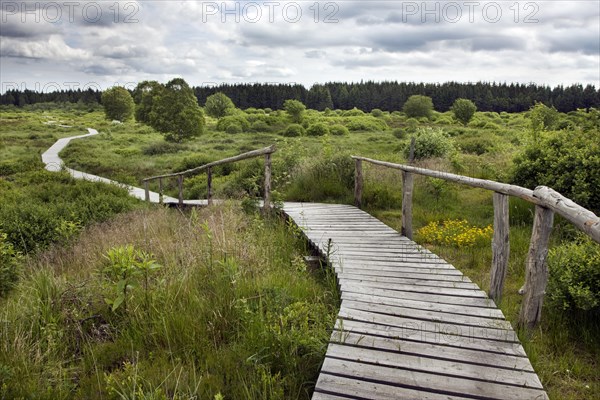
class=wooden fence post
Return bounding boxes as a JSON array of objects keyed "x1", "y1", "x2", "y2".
[
  {"x1": 489, "y1": 192, "x2": 510, "y2": 303},
  {"x1": 354, "y1": 158, "x2": 363, "y2": 208},
  {"x1": 158, "y1": 178, "x2": 163, "y2": 204},
  {"x1": 207, "y1": 167, "x2": 213, "y2": 206},
  {"x1": 178, "y1": 175, "x2": 184, "y2": 207},
  {"x1": 401, "y1": 137, "x2": 416, "y2": 239},
  {"x1": 144, "y1": 181, "x2": 150, "y2": 202},
  {"x1": 263, "y1": 153, "x2": 272, "y2": 213},
  {"x1": 518, "y1": 205, "x2": 554, "y2": 329}
]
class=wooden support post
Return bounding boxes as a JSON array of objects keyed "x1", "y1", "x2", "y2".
[
  {"x1": 489, "y1": 192, "x2": 510, "y2": 303},
  {"x1": 354, "y1": 158, "x2": 363, "y2": 208},
  {"x1": 144, "y1": 181, "x2": 150, "y2": 202},
  {"x1": 518, "y1": 205, "x2": 554, "y2": 330},
  {"x1": 263, "y1": 153, "x2": 272, "y2": 213},
  {"x1": 207, "y1": 167, "x2": 213, "y2": 205},
  {"x1": 158, "y1": 178, "x2": 163, "y2": 204},
  {"x1": 401, "y1": 171, "x2": 414, "y2": 239},
  {"x1": 178, "y1": 175, "x2": 184, "y2": 207}
]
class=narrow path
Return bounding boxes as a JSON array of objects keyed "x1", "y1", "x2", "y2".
[
  {"x1": 41, "y1": 128, "x2": 177, "y2": 203},
  {"x1": 282, "y1": 202, "x2": 548, "y2": 400}
]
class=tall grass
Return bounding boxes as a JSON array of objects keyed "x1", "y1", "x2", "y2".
[{"x1": 0, "y1": 205, "x2": 338, "y2": 399}]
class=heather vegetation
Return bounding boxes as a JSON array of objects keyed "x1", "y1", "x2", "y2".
[{"x1": 1, "y1": 89, "x2": 599, "y2": 398}]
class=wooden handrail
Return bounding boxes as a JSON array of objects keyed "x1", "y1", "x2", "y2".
[
  {"x1": 143, "y1": 145, "x2": 276, "y2": 212},
  {"x1": 352, "y1": 155, "x2": 600, "y2": 329},
  {"x1": 143, "y1": 145, "x2": 276, "y2": 182}
]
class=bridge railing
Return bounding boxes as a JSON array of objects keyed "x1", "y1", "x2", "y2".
[
  {"x1": 142, "y1": 145, "x2": 276, "y2": 212},
  {"x1": 352, "y1": 155, "x2": 600, "y2": 329}
]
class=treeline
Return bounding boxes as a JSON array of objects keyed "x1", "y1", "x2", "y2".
[{"x1": 2, "y1": 81, "x2": 598, "y2": 113}]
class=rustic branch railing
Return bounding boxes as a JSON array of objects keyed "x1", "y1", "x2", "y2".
[
  {"x1": 352, "y1": 155, "x2": 600, "y2": 329},
  {"x1": 143, "y1": 145, "x2": 276, "y2": 212}
]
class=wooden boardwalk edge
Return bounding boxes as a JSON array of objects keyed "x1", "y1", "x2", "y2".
[{"x1": 281, "y1": 202, "x2": 548, "y2": 400}]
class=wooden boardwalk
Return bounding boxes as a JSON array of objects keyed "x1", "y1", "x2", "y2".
[{"x1": 282, "y1": 202, "x2": 548, "y2": 400}]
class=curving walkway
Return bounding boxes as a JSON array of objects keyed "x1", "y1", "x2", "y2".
[{"x1": 41, "y1": 128, "x2": 177, "y2": 203}]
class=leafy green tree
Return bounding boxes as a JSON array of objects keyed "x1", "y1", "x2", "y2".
[
  {"x1": 406, "y1": 127, "x2": 454, "y2": 160},
  {"x1": 402, "y1": 95, "x2": 434, "y2": 119},
  {"x1": 529, "y1": 102, "x2": 559, "y2": 140},
  {"x1": 204, "y1": 92, "x2": 236, "y2": 119},
  {"x1": 133, "y1": 81, "x2": 163, "y2": 124},
  {"x1": 101, "y1": 86, "x2": 134, "y2": 121},
  {"x1": 451, "y1": 98, "x2": 477, "y2": 125},
  {"x1": 149, "y1": 78, "x2": 205, "y2": 142},
  {"x1": 284, "y1": 99, "x2": 306, "y2": 123}
]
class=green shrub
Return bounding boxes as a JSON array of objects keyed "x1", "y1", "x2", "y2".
[
  {"x1": 142, "y1": 141, "x2": 185, "y2": 156},
  {"x1": 451, "y1": 98, "x2": 477, "y2": 125},
  {"x1": 457, "y1": 135, "x2": 495, "y2": 155},
  {"x1": 226, "y1": 123, "x2": 243, "y2": 134},
  {"x1": 547, "y1": 236, "x2": 600, "y2": 314},
  {"x1": 345, "y1": 116, "x2": 388, "y2": 132},
  {"x1": 282, "y1": 124, "x2": 305, "y2": 137},
  {"x1": 512, "y1": 129, "x2": 600, "y2": 213},
  {"x1": 406, "y1": 127, "x2": 455, "y2": 160},
  {"x1": 250, "y1": 120, "x2": 270, "y2": 132},
  {"x1": 342, "y1": 107, "x2": 365, "y2": 116},
  {"x1": 306, "y1": 122, "x2": 330, "y2": 136},
  {"x1": 216, "y1": 115, "x2": 250, "y2": 132},
  {"x1": 329, "y1": 124, "x2": 349, "y2": 136},
  {"x1": 285, "y1": 154, "x2": 354, "y2": 202},
  {"x1": 371, "y1": 108, "x2": 384, "y2": 117},
  {"x1": 0, "y1": 232, "x2": 21, "y2": 298},
  {"x1": 392, "y1": 128, "x2": 406, "y2": 139},
  {"x1": 403, "y1": 95, "x2": 433, "y2": 119}
]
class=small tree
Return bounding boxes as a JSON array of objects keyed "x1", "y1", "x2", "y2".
[
  {"x1": 451, "y1": 98, "x2": 477, "y2": 125},
  {"x1": 284, "y1": 99, "x2": 306, "y2": 123},
  {"x1": 204, "y1": 92, "x2": 235, "y2": 119},
  {"x1": 101, "y1": 86, "x2": 134, "y2": 121},
  {"x1": 149, "y1": 78, "x2": 205, "y2": 142},
  {"x1": 529, "y1": 102, "x2": 559, "y2": 140},
  {"x1": 403, "y1": 95, "x2": 434, "y2": 119},
  {"x1": 133, "y1": 81, "x2": 163, "y2": 124}
]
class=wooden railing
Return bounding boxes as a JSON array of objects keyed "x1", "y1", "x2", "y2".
[
  {"x1": 352, "y1": 156, "x2": 600, "y2": 329},
  {"x1": 142, "y1": 145, "x2": 276, "y2": 212}
]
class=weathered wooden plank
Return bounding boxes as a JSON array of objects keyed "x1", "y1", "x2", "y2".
[
  {"x1": 338, "y1": 307, "x2": 517, "y2": 342},
  {"x1": 337, "y1": 279, "x2": 488, "y2": 298},
  {"x1": 336, "y1": 272, "x2": 479, "y2": 290},
  {"x1": 336, "y1": 264, "x2": 463, "y2": 276},
  {"x1": 341, "y1": 290, "x2": 505, "y2": 319},
  {"x1": 206, "y1": 166, "x2": 213, "y2": 205},
  {"x1": 519, "y1": 205, "x2": 554, "y2": 329},
  {"x1": 315, "y1": 372, "x2": 474, "y2": 400},
  {"x1": 263, "y1": 152, "x2": 271, "y2": 213},
  {"x1": 331, "y1": 331, "x2": 534, "y2": 371},
  {"x1": 341, "y1": 299, "x2": 512, "y2": 330},
  {"x1": 334, "y1": 318, "x2": 527, "y2": 356},
  {"x1": 490, "y1": 192, "x2": 510, "y2": 302},
  {"x1": 334, "y1": 267, "x2": 472, "y2": 282},
  {"x1": 325, "y1": 344, "x2": 543, "y2": 388},
  {"x1": 318, "y1": 358, "x2": 548, "y2": 399}
]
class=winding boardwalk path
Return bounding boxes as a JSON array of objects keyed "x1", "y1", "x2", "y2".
[
  {"x1": 41, "y1": 128, "x2": 178, "y2": 203},
  {"x1": 283, "y1": 202, "x2": 548, "y2": 400},
  {"x1": 44, "y1": 130, "x2": 547, "y2": 399}
]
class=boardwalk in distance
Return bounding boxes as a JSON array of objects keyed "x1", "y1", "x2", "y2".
[{"x1": 282, "y1": 202, "x2": 548, "y2": 400}]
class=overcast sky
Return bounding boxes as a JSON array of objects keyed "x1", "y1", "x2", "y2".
[{"x1": 1, "y1": 0, "x2": 598, "y2": 92}]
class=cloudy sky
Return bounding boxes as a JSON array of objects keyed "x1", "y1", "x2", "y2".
[{"x1": 1, "y1": 0, "x2": 598, "y2": 92}]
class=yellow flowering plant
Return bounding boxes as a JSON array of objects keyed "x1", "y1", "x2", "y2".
[{"x1": 417, "y1": 219, "x2": 493, "y2": 248}]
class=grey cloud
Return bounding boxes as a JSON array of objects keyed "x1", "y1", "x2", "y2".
[{"x1": 305, "y1": 50, "x2": 326, "y2": 59}]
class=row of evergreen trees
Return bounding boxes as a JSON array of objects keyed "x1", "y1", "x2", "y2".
[{"x1": 2, "y1": 81, "x2": 598, "y2": 113}]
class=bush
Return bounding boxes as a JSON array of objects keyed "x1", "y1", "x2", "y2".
[
  {"x1": 392, "y1": 128, "x2": 406, "y2": 139},
  {"x1": 457, "y1": 136, "x2": 495, "y2": 155},
  {"x1": 216, "y1": 115, "x2": 250, "y2": 132},
  {"x1": 512, "y1": 129, "x2": 600, "y2": 213},
  {"x1": 451, "y1": 98, "x2": 477, "y2": 125},
  {"x1": 371, "y1": 108, "x2": 384, "y2": 117},
  {"x1": 0, "y1": 232, "x2": 21, "y2": 298},
  {"x1": 406, "y1": 127, "x2": 455, "y2": 160},
  {"x1": 547, "y1": 236, "x2": 600, "y2": 314},
  {"x1": 306, "y1": 122, "x2": 330, "y2": 136},
  {"x1": 142, "y1": 141, "x2": 185, "y2": 156},
  {"x1": 250, "y1": 120, "x2": 270, "y2": 132},
  {"x1": 282, "y1": 124, "x2": 305, "y2": 137},
  {"x1": 285, "y1": 154, "x2": 354, "y2": 202},
  {"x1": 329, "y1": 124, "x2": 349, "y2": 136},
  {"x1": 342, "y1": 107, "x2": 365, "y2": 116},
  {"x1": 403, "y1": 95, "x2": 433, "y2": 119},
  {"x1": 225, "y1": 123, "x2": 243, "y2": 134},
  {"x1": 345, "y1": 116, "x2": 388, "y2": 132},
  {"x1": 204, "y1": 92, "x2": 235, "y2": 119}
]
